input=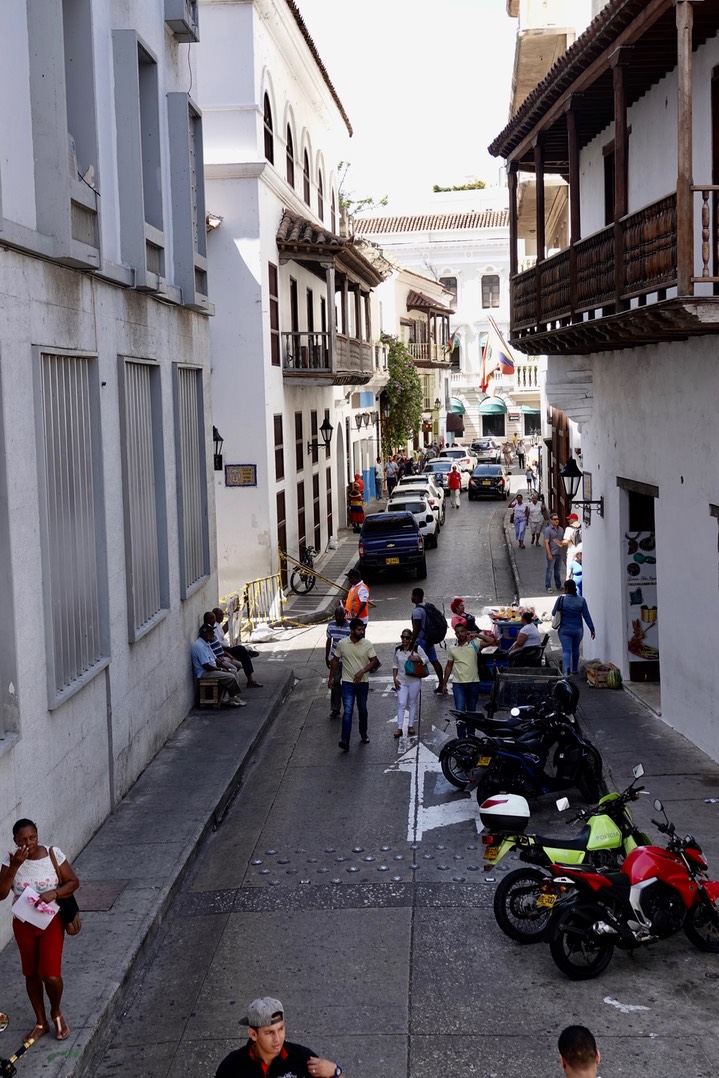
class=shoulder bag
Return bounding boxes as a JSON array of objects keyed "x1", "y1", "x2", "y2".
[
  {"x1": 551, "y1": 596, "x2": 564, "y2": 630},
  {"x1": 49, "y1": 847, "x2": 82, "y2": 936},
  {"x1": 405, "y1": 656, "x2": 430, "y2": 678}
]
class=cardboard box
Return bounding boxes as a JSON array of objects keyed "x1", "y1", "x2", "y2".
[{"x1": 586, "y1": 661, "x2": 621, "y2": 688}]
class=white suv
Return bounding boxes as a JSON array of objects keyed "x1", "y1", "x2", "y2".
[
  {"x1": 438, "y1": 446, "x2": 478, "y2": 473},
  {"x1": 392, "y1": 476, "x2": 446, "y2": 524},
  {"x1": 383, "y1": 495, "x2": 439, "y2": 548}
]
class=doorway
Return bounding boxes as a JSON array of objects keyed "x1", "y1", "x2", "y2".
[{"x1": 624, "y1": 489, "x2": 660, "y2": 686}]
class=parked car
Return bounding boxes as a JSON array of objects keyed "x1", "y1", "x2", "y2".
[
  {"x1": 423, "y1": 459, "x2": 469, "y2": 492},
  {"x1": 384, "y1": 496, "x2": 439, "y2": 548},
  {"x1": 438, "y1": 446, "x2": 478, "y2": 473},
  {"x1": 390, "y1": 478, "x2": 446, "y2": 525},
  {"x1": 468, "y1": 463, "x2": 510, "y2": 499},
  {"x1": 395, "y1": 472, "x2": 446, "y2": 508},
  {"x1": 358, "y1": 512, "x2": 427, "y2": 580},
  {"x1": 471, "y1": 439, "x2": 502, "y2": 464}
]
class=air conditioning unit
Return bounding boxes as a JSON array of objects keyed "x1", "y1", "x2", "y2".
[{"x1": 165, "y1": 0, "x2": 199, "y2": 43}]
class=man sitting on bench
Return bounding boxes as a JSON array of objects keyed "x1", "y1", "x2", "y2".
[{"x1": 191, "y1": 624, "x2": 247, "y2": 707}]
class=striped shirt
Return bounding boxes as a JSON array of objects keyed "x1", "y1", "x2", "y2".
[{"x1": 326, "y1": 621, "x2": 351, "y2": 659}]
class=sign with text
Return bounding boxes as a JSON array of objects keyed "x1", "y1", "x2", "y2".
[{"x1": 225, "y1": 465, "x2": 257, "y2": 487}]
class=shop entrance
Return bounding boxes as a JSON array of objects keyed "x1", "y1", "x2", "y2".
[{"x1": 624, "y1": 489, "x2": 660, "y2": 683}]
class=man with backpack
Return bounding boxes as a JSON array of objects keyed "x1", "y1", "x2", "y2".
[{"x1": 409, "y1": 588, "x2": 446, "y2": 692}]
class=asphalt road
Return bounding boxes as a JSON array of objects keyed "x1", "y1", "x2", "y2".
[{"x1": 88, "y1": 490, "x2": 719, "y2": 1078}]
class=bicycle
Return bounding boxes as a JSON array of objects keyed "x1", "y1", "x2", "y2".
[{"x1": 289, "y1": 546, "x2": 318, "y2": 594}]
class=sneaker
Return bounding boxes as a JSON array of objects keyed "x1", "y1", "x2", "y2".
[
  {"x1": 228, "y1": 698, "x2": 247, "y2": 708},
  {"x1": 338, "y1": 740, "x2": 350, "y2": 752}
]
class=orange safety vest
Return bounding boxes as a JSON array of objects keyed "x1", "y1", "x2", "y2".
[{"x1": 345, "y1": 581, "x2": 370, "y2": 623}]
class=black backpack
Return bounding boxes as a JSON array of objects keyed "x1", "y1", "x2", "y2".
[{"x1": 420, "y1": 602, "x2": 447, "y2": 645}]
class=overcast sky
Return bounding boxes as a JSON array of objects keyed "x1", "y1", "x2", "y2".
[{"x1": 297, "y1": 0, "x2": 516, "y2": 209}]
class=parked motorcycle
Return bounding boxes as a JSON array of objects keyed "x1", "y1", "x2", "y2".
[
  {"x1": 542, "y1": 798, "x2": 719, "y2": 979},
  {"x1": 1, "y1": 1013, "x2": 37, "y2": 1077},
  {"x1": 479, "y1": 765, "x2": 650, "y2": 943}
]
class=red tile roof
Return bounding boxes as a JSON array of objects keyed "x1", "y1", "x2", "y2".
[
  {"x1": 276, "y1": 209, "x2": 342, "y2": 247},
  {"x1": 354, "y1": 209, "x2": 509, "y2": 235},
  {"x1": 406, "y1": 289, "x2": 455, "y2": 314},
  {"x1": 284, "y1": 1, "x2": 352, "y2": 136}
]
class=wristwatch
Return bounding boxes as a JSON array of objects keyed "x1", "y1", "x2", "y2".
[{"x1": 333, "y1": 1068, "x2": 343, "y2": 1077}]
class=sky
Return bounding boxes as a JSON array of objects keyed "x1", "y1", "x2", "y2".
[{"x1": 296, "y1": 0, "x2": 517, "y2": 210}]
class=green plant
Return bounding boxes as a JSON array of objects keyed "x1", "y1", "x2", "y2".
[
  {"x1": 338, "y1": 161, "x2": 388, "y2": 216},
  {"x1": 432, "y1": 180, "x2": 486, "y2": 192},
  {"x1": 381, "y1": 334, "x2": 424, "y2": 449}
]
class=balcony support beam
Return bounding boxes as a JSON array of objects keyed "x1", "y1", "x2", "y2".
[
  {"x1": 566, "y1": 99, "x2": 582, "y2": 321},
  {"x1": 534, "y1": 136, "x2": 546, "y2": 327},
  {"x1": 322, "y1": 261, "x2": 337, "y2": 372},
  {"x1": 611, "y1": 48, "x2": 631, "y2": 311},
  {"x1": 676, "y1": 0, "x2": 696, "y2": 296}
]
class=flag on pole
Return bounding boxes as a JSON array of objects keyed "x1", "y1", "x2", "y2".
[{"x1": 480, "y1": 316, "x2": 515, "y2": 392}]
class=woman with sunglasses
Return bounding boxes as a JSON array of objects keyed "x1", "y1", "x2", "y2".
[{"x1": 392, "y1": 631, "x2": 429, "y2": 738}]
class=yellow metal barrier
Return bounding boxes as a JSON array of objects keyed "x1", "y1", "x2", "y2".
[{"x1": 220, "y1": 575, "x2": 290, "y2": 642}]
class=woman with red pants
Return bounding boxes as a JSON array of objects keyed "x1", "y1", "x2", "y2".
[{"x1": 0, "y1": 818, "x2": 79, "y2": 1043}]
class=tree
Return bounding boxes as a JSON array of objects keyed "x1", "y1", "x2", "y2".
[
  {"x1": 382, "y1": 334, "x2": 424, "y2": 450},
  {"x1": 338, "y1": 161, "x2": 388, "y2": 217},
  {"x1": 432, "y1": 180, "x2": 486, "y2": 192}
]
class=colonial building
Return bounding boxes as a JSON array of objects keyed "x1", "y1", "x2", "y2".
[
  {"x1": 491, "y1": 0, "x2": 719, "y2": 759},
  {"x1": 0, "y1": 0, "x2": 215, "y2": 938},
  {"x1": 197, "y1": 0, "x2": 390, "y2": 599},
  {"x1": 356, "y1": 192, "x2": 542, "y2": 447}
]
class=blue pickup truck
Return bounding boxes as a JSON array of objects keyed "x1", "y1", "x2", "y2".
[{"x1": 358, "y1": 512, "x2": 427, "y2": 580}]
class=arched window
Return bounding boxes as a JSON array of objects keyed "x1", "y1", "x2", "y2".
[
  {"x1": 286, "y1": 125, "x2": 295, "y2": 187},
  {"x1": 303, "y1": 150, "x2": 310, "y2": 205},
  {"x1": 263, "y1": 94, "x2": 274, "y2": 164},
  {"x1": 317, "y1": 171, "x2": 324, "y2": 221},
  {"x1": 331, "y1": 190, "x2": 337, "y2": 234}
]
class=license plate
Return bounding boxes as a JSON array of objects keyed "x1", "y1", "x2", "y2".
[
  {"x1": 481, "y1": 480, "x2": 490, "y2": 485},
  {"x1": 478, "y1": 755, "x2": 492, "y2": 766},
  {"x1": 536, "y1": 893, "x2": 557, "y2": 909},
  {"x1": 483, "y1": 846, "x2": 500, "y2": 861},
  {"x1": 385, "y1": 557, "x2": 400, "y2": 565}
]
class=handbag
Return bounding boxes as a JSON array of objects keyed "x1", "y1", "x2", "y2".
[
  {"x1": 49, "y1": 847, "x2": 82, "y2": 936},
  {"x1": 509, "y1": 510, "x2": 515, "y2": 523},
  {"x1": 551, "y1": 596, "x2": 564, "y2": 630},
  {"x1": 405, "y1": 657, "x2": 430, "y2": 678}
]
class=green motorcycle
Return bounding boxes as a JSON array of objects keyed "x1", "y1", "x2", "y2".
[{"x1": 480, "y1": 765, "x2": 650, "y2": 943}]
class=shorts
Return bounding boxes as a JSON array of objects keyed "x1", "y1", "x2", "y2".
[
  {"x1": 13, "y1": 911, "x2": 64, "y2": 977},
  {"x1": 417, "y1": 637, "x2": 437, "y2": 663}
]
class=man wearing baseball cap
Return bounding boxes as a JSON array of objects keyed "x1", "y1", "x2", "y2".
[{"x1": 214, "y1": 997, "x2": 343, "y2": 1077}]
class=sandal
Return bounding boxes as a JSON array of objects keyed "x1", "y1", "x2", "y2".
[
  {"x1": 26, "y1": 1024, "x2": 48, "y2": 1043},
  {"x1": 53, "y1": 1015, "x2": 69, "y2": 1041},
  {"x1": 394, "y1": 729, "x2": 402, "y2": 738}
]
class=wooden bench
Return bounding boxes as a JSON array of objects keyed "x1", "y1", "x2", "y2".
[{"x1": 198, "y1": 677, "x2": 222, "y2": 709}]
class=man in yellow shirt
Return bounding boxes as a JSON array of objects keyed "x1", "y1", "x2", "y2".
[
  {"x1": 441, "y1": 623, "x2": 481, "y2": 711},
  {"x1": 328, "y1": 618, "x2": 379, "y2": 751}
]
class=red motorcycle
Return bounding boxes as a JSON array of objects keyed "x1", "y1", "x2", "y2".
[{"x1": 541, "y1": 798, "x2": 719, "y2": 979}]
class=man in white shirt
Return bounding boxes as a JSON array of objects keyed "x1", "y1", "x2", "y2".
[{"x1": 208, "y1": 609, "x2": 263, "y2": 688}]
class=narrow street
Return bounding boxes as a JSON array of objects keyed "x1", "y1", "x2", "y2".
[{"x1": 89, "y1": 494, "x2": 719, "y2": 1078}]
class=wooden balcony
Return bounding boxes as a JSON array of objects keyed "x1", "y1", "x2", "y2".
[
  {"x1": 407, "y1": 342, "x2": 451, "y2": 367},
  {"x1": 282, "y1": 331, "x2": 374, "y2": 386},
  {"x1": 510, "y1": 189, "x2": 719, "y2": 354}
]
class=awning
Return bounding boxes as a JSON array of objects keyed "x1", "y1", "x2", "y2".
[
  {"x1": 450, "y1": 397, "x2": 465, "y2": 414},
  {"x1": 521, "y1": 405, "x2": 541, "y2": 414},
  {"x1": 480, "y1": 396, "x2": 507, "y2": 414}
]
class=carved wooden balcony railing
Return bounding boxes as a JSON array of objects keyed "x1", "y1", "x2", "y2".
[
  {"x1": 407, "y1": 342, "x2": 451, "y2": 366},
  {"x1": 282, "y1": 331, "x2": 373, "y2": 385},
  {"x1": 508, "y1": 190, "x2": 719, "y2": 354}
]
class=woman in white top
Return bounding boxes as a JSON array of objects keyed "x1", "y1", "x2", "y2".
[
  {"x1": 0, "y1": 818, "x2": 79, "y2": 1043},
  {"x1": 392, "y1": 631, "x2": 429, "y2": 737}
]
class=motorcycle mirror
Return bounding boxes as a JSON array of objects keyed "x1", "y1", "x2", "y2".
[
  {"x1": 632, "y1": 764, "x2": 644, "y2": 779},
  {"x1": 0, "y1": 1013, "x2": 8, "y2": 1034},
  {"x1": 556, "y1": 797, "x2": 570, "y2": 812},
  {"x1": 654, "y1": 798, "x2": 663, "y2": 812}
]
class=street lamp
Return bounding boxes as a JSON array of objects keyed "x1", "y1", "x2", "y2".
[
  {"x1": 212, "y1": 426, "x2": 224, "y2": 471},
  {"x1": 354, "y1": 413, "x2": 364, "y2": 430},
  {"x1": 362, "y1": 412, "x2": 370, "y2": 427},
  {"x1": 559, "y1": 457, "x2": 604, "y2": 517},
  {"x1": 307, "y1": 416, "x2": 334, "y2": 457}
]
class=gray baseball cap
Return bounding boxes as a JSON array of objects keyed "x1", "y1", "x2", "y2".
[{"x1": 240, "y1": 997, "x2": 284, "y2": 1028}]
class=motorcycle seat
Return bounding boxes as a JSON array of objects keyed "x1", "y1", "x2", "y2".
[{"x1": 534, "y1": 826, "x2": 592, "y2": 851}]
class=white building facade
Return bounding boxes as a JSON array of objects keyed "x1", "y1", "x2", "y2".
[
  {"x1": 0, "y1": 0, "x2": 216, "y2": 945},
  {"x1": 197, "y1": 0, "x2": 389, "y2": 600},
  {"x1": 492, "y1": 0, "x2": 719, "y2": 760}
]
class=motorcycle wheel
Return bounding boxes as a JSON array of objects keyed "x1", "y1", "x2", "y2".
[
  {"x1": 549, "y1": 905, "x2": 614, "y2": 980},
  {"x1": 494, "y1": 868, "x2": 551, "y2": 944},
  {"x1": 290, "y1": 568, "x2": 316, "y2": 594},
  {"x1": 440, "y1": 738, "x2": 483, "y2": 790},
  {"x1": 577, "y1": 744, "x2": 603, "y2": 802},
  {"x1": 474, "y1": 765, "x2": 506, "y2": 803},
  {"x1": 684, "y1": 900, "x2": 719, "y2": 952}
]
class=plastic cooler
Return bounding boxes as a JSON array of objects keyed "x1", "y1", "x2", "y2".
[{"x1": 479, "y1": 793, "x2": 531, "y2": 833}]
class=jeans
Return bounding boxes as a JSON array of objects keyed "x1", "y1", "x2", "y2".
[
  {"x1": 451, "y1": 681, "x2": 481, "y2": 712},
  {"x1": 558, "y1": 629, "x2": 583, "y2": 674},
  {"x1": 545, "y1": 554, "x2": 563, "y2": 589},
  {"x1": 341, "y1": 681, "x2": 369, "y2": 743},
  {"x1": 397, "y1": 679, "x2": 421, "y2": 728}
]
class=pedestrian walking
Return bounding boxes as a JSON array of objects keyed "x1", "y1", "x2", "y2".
[
  {"x1": 385, "y1": 456, "x2": 398, "y2": 494},
  {"x1": 0, "y1": 819, "x2": 80, "y2": 1044},
  {"x1": 502, "y1": 441, "x2": 513, "y2": 467},
  {"x1": 525, "y1": 462, "x2": 535, "y2": 491},
  {"x1": 557, "y1": 1025, "x2": 601, "y2": 1078},
  {"x1": 569, "y1": 546, "x2": 583, "y2": 596},
  {"x1": 516, "y1": 438, "x2": 526, "y2": 470},
  {"x1": 441, "y1": 623, "x2": 482, "y2": 710},
  {"x1": 374, "y1": 456, "x2": 385, "y2": 499},
  {"x1": 552, "y1": 578, "x2": 595, "y2": 676},
  {"x1": 325, "y1": 605, "x2": 351, "y2": 719},
  {"x1": 215, "y1": 996, "x2": 344, "y2": 1078},
  {"x1": 344, "y1": 568, "x2": 370, "y2": 625},
  {"x1": 527, "y1": 492, "x2": 548, "y2": 546},
  {"x1": 329, "y1": 618, "x2": 379, "y2": 751},
  {"x1": 509, "y1": 492, "x2": 529, "y2": 548},
  {"x1": 348, "y1": 482, "x2": 364, "y2": 533},
  {"x1": 392, "y1": 630, "x2": 429, "y2": 737},
  {"x1": 447, "y1": 463, "x2": 462, "y2": 509},
  {"x1": 409, "y1": 588, "x2": 445, "y2": 691},
  {"x1": 544, "y1": 512, "x2": 566, "y2": 590},
  {"x1": 531, "y1": 460, "x2": 539, "y2": 489},
  {"x1": 564, "y1": 512, "x2": 581, "y2": 562}
]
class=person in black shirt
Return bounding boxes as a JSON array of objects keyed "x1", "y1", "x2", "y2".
[{"x1": 215, "y1": 997, "x2": 343, "y2": 1078}]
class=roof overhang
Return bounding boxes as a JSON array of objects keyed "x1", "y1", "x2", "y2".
[
  {"x1": 406, "y1": 289, "x2": 455, "y2": 315},
  {"x1": 276, "y1": 210, "x2": 388, "y2": 288}
]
